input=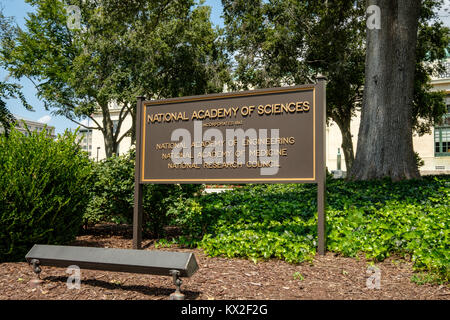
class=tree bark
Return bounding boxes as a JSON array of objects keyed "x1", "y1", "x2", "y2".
[
  {"x1": 101, "y1": 104, "x2": 118, "y2": 158},
  {"x1": 349, "y1": 0, "x2": 421, "y2": 181},
  {"x1": 130, "y1": 107, "x2": 136, "y2": 145}
]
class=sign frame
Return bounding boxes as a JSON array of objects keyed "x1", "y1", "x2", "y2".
[{"x1": 133, "y1": 76, "x2": 327, "y2": 255}]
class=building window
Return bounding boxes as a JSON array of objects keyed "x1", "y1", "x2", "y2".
[
  {"x1": 435, "y1": 127, "x2": 450, "y2": 156},
  {"x1": 434, "y1": 102, "x2": 450, "y2": 157},
  {"x1": 113, "y1": 120, "x2": 119, "y2": 135},
  {"x1": 438, "y1": 61, "x2": 450, "y2": 79}
]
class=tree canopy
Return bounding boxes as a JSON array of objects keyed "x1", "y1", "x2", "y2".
[
  {"x1": 0, "y1": 0, "x2": 231, "y2": 157},
  {"x1": 222, "y1": 0, "x2": 449, "y2": 174},
  {"x1": 0, "y1": 9, "x2": 31, "y2": 136},
  {"x1": 223, "y1": 0, "x2": 366, "y2": 171}
]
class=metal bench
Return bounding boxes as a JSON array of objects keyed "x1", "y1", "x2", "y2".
[{"x1": 25, "y1": 244, "x2": 199, "y2": 300}]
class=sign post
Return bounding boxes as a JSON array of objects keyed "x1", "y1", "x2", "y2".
[
  {"x1": 316, "y1": 76, "x2": 327, "y2": 255},
  {"x1": 133, "y1": 77, "x2": 326, "y2": 253},
  {"x1": 133, "y1": 96, "x2": 145, "y2": 249}
]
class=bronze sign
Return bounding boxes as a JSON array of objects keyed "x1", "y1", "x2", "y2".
[
  {"x1": 133, "y1": 78, "x2": 327, "y2": 254},
  {"x1": 136, "y1": 84, "x2": 325, "y2": 184}
]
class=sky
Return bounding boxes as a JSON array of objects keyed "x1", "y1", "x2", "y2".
[
  {"x1": 0, "y1": 0, "x2": 225, "y2": 134},
  {"x1": 0, "y1": 0, "x2": 449, "y2": 134}
]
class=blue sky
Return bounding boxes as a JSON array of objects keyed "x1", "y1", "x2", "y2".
[
  {"x1": 0, "y1": 0, "x2": 225, "y2": 134},
  {"x1": 0, "y1": 0, "x2": 449, "y2": 134}
]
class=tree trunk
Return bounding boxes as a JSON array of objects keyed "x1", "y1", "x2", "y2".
[
  {"x1": 349, "y1": 0, "x2": 421, "y2": 181},
  {"x1": 334, "y1": 114, "x2": 355, "y2": 172},
  {"x1": 101, "y1": 104, "x2": 118, "y2": 158},
  {"x1": 130, "y1": 107, "x2": 136, "y2": 145}
]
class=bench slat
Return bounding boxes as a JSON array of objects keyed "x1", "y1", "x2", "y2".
[{"x1": 25, "y1": 244, "x2": 198, "y2": 277}]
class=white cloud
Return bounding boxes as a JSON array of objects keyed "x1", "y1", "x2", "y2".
[
  {"x1": 38, "y1": 115, "x2": 52, "y2": 124},
  {"x1": 80, "y1": 119, "x2": 90, "y2": 127}
]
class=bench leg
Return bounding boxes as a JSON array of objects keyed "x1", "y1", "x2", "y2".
[
  {"x1": 169, "y1": 270, "x2": 185, "y2": 300},
  {"x1": 29, "y1": 259, "x2": 44, "y2": 287}
]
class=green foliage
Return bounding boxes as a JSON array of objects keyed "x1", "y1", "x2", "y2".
[
  {"x1": 84, "y1": 148, "x2": 203, "y2": 237},
  {"x1": 222, "y1": 0, "x2": 365, "y2": 171},
  {"x1": 0, "y1": 126, "x2": 93, "y2": 262},
  {"x1": 0, "y1": 82, "x2": 29, "y2": 137},
  {"x1": 170, "y1": 176, "x2": 449, "y2": 282},
  {"x1": 413, "y1": 4, "x2": 449, "y2": 136},
  {"x1": 169, "y1": 197, "x2": 214, "y2": 241},
  {"x1": 414, "y1": 152, "x2": 425, "y2": 168},
  {"x1": 144, "y1": 184, "x2": 201, "y2": 237},
  {"x1": 84, "y1": 150, "x2": 135, "y2": 225},
  {"x1": 411, "y1": 272, "x2": 445, "y2": 285},
  {"x1": 293, "y1": 272, "x2": 304, "y2": 281},
  {"x1": 0, "y1": 0, "x2": 231, "y2": 157},
  {"x1": 0, "y1": 11, "x2": 32, "y2": 136},
  {"x1": 223, "y1": 0, "x2": 449, "y2": 173}
]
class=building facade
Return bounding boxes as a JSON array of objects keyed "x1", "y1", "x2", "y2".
[
  {"x1": 0, "y1": 115, "x2": 56, "y2": 139},
  {"x1": 77, "y1": 128, "x2": 93, "y2": 158},
  {"x1": 86, "y1": 101, "x2": 133, "y2": 161}
]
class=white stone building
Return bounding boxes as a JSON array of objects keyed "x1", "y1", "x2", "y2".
[
  {"x1": 76, "y1": 128, "x2": 93, "y2": 158},
  {"x1": 0, "y1": 115, "x2": 56, "y2": 139},
  {"x1": 83, "y1": 102, "x2": 133, "y2": 161}
]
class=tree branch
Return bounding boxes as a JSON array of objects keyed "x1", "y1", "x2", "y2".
[
  {"x1": 68, "y1": 117, "x2": 102, "y2": 131},
  {"x1": 117, "y1": 127, "x2": 132, "y2": 144},
  {"x1": 113, "y1": 105, "x2": 130, "y2": 140},
  {"x1": 89, "y1": 115, "x2": 103, "y2": 129}
]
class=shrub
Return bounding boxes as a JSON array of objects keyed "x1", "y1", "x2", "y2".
[
  {"x1": 84, "y1": 148, "x2": 203, "y2": 237},
  {"x1": 169, "y1": 197, "x2": 211, "y2": 240},
  {"x1": 0, "y1": 126, "x2": 93, "y2": 262},
  {"x1": 84, "y1": 150, "x2": 135, "y2": 226},
  {"x1": 168, "y1": 176, "x2": 449, "y2": 281},
  {"x1": 144, "y1": 183, "x2": 202, "y2": 237}
]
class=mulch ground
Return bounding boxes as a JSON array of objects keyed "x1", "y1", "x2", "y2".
[{"x1": 1, "y1": 224, "x2": 448, "y2": 300}]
